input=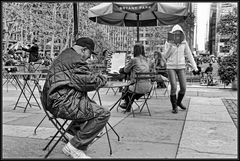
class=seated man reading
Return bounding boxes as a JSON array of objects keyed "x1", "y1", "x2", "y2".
[{"x1": 42, "y1": 37, "x2": 110, "y2": 159}]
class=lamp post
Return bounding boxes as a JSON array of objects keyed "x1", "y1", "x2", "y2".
[{"x1": 73, "y1": 2, "x2": 78, "y2": 41}]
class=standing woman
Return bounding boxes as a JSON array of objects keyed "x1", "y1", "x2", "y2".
[{"x1": 163, "y1": 24, "x2": 198, "y2": 114}]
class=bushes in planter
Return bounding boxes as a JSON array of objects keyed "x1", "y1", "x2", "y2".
[{"x1": 217, "y1": 53, "x2": 237, "y2": 86}]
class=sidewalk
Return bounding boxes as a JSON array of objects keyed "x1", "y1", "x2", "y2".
[{"x1": 2, "y1": 81, "x2": 238, "y2": 158}]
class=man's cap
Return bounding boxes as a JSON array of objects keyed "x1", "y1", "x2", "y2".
[{"x1": 75, "y1": 37, "x2": 97, "y2": 55}]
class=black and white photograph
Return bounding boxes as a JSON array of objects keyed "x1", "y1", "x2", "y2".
[{"x1": 2, "y1": 2, "x2": 238, "y2": 159}]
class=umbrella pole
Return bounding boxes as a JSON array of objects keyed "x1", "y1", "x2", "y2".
[{"x1": 136, "y1": 13, "x2": 140, "y2": 43}]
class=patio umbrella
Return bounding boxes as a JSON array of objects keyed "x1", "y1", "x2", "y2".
[{"x1": 88, "y1": 2, "x2": 191, "y2": 42}]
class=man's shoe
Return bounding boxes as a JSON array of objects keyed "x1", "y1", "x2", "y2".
[
  {"x1": 119, "y1": 102, "x2": 127, "y2": 109},
  {"x1": 62, "y1": 142, "x2": 91, "y2": 159}
]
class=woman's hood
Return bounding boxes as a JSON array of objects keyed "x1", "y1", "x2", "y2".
[
  {"x1": 170, "y1": 24, "x2": 184, "y2": 33},
  {"x1": 170, "y1": 24, "x2": 186, "y2": 41}
]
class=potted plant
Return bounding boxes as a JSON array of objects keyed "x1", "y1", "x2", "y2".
[{"x1": 217, "y1": 52, "x2": 237, "y2": 89}]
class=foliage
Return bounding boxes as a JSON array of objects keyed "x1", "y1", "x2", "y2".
[
  {"x1": 145, "y1": 26, "x2": 171, "y2": 53},
  {"x1": 217, "y1": 6, "x2": 237, "y2": 52},
  {"x1": 217, "y1": 53, "x2": 237, "y2": 86},
  {"x1": 217, "y1": 6, "x2": 238, "y2": 86},
  {"x1": 2, "y1": 2, "x2": 118, "y2": 59}
]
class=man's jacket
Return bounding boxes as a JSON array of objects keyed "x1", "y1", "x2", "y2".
[
  {"x1": 22, "y1": 44, "x2": 39, "y2": 63},
  {"x1": 42, "y1": 48, "x2": 107, "y2": 121}
]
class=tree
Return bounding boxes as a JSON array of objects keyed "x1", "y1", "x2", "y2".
[
  {"x1": 217, "y1": 6, "x2": 237, "y2": 53},
  {"x1": 145, "y1": 26, "x2": 171, "y2": 53},
  {"x1": 217, "y1": 6, "x2": 237, "y2": 86}
]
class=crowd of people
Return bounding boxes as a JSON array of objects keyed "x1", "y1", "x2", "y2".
[{"x1": 3, "y1": 24, "x2": 199, "y2": 158}]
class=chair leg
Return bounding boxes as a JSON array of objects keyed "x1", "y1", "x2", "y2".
[
  {"x1": 43, "y1": 120, "x2": 73, "y2": 158},
  {"x1": 107, "y1": 122, "x2": 120, "y2": 141},
  {"x1": 104, "y1": 125, "x2": 112, "y2": 155},
  {"x1": 124, "y1": 94, "x2": 135, "y2": 117},
  {"x1": 139, "y1": 95, "x2": 151, "y2": 116},
  {"x1": 43, "y1": 129, "x2": 60, "y2": 151},
  {"x1": 140, "y1": 92, "x2": 151, "y2": 116},
  {"x1": 105, "y1": 88, "x2": 110, "y2": 95},
  {"x1": 33, "y1": 115, "x2": 47, "y2": 135},
  {"x1": 42, "y1": 119, "x2": 69, "y2": 151},
  {"x1": 44, "y1": 127, "x2": 68, "y2": 158},
  {"x1": 145, "y1": 103, "x2": 151, "y2": 116}
]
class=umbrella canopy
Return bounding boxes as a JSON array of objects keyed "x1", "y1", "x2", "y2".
[{"x1": 88, "y1": 2, "x2": 191, "y2": 42}]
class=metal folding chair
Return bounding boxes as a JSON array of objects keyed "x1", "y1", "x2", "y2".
[
  {"x1": 33, "y1": 82, "x2": 72, "y2": 158},
  {"x1": 2, "y1": 69, "x2": 18, "y2": 91},
  {"x1": 34, "y1": 81, "x2": 119, "y2": 158},
  {"x1": 105, "y1": 86, "x2": 118, "y2": 95},
  {"x1": 125, "y1": 72, "x2": 155, "y2": 117},
  {"x1": 158, "y1": 75, "x2": 170, "y2": 97}
]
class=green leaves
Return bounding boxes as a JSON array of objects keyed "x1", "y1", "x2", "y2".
[
  {"x1": 217, "y1": 53, "x2": 237, "y2": 86},
  {"x1": 217, "y1": 6, "x2": 237, "y2": 48}
]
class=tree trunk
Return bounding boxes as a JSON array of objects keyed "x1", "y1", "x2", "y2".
[
  {"x1": 43, "y1": 36, "x2": 46, "y2": 55},
  {"x1": 62, "y1": 7, "x2": 72, "y2": 51},
  {"x1": 50, "y1": 4, "x2": 57, "y2": 59}
]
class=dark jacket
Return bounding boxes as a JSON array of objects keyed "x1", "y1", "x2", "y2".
[
  {"x1": 42, "y1": 48, "x2": 107, "y2": 121},
  {"x1": 22, "y1": 44, "x2": 39, "y2": 63},
  {"x1": 205, "y1": 66, "x2": 213, "y2": 73}
]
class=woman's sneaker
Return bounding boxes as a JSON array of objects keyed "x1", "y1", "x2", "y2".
[{"x1": 62, "y1": 142, "x2": 91, "y2": 158}]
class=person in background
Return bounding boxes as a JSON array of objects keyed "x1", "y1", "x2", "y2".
[
  {"x1": 42, "y1": 52, "x2": 53, "y2": 67},
  {"x1": 42, "y1": 37, "x2": 110, "y2": 158},
  {"x1": 163, "y1": 24, "x2": 198, "y2": 114},
  {"x1": 4, "y1": 55, "x2": 18, "y2": 73},
  {"x1": 151, "y1": 51, "x2": 168, "y2": 88},
  {"x1": 21, "y1": 38, "x2": 39, "y2": 64},
  {"x1": 53, "y1": 52, "x2": 59, "y2": 60},
  {"x1": 119, "y1": 43, "x2": 152, "y2": 112},
  {"x1": 21, "y1": 38, "x2": 39, "y2": 73},
  {"x1": 192, "y1": 62, "x2": 202, "y2": 75},
  {"x1": 204, "y1": 63, "x2": 213, "y2": 74},
  {"x1": 7, "y1": 44, "x2": 16, "y2": 56}
]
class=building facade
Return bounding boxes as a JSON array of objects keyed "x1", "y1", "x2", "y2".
[{"x1": 208, "y1": 3, "x2": 217, "y2": 56}]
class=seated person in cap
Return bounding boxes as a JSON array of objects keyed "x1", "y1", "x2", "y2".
[{"x1": 42, "y1": 37, "x2": 110, "y2": 159}]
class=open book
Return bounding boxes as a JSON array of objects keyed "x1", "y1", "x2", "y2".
[{"x1": 167, "y1": 32, "x2": 184, "y2": 44}]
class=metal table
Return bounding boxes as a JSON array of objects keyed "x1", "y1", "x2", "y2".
[{"x1": 10, "y1": 72, "x2": 47, "y2": 112}]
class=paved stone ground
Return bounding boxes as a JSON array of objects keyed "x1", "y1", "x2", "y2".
[
  {"x1": 222, "y1": 99, "x2": 238, "y2": 128},
  {"x1": 2, "y1": 79, "x2": 238, "y2": 158}
]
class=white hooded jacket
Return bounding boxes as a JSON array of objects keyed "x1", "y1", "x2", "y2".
[{"x1": 163, "y1": 24, "x2": 197, "y2": 71}]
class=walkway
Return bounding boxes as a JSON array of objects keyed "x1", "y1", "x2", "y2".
[{"x1": 2, "y1": 80, "x2": 238, "y2": 158}]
